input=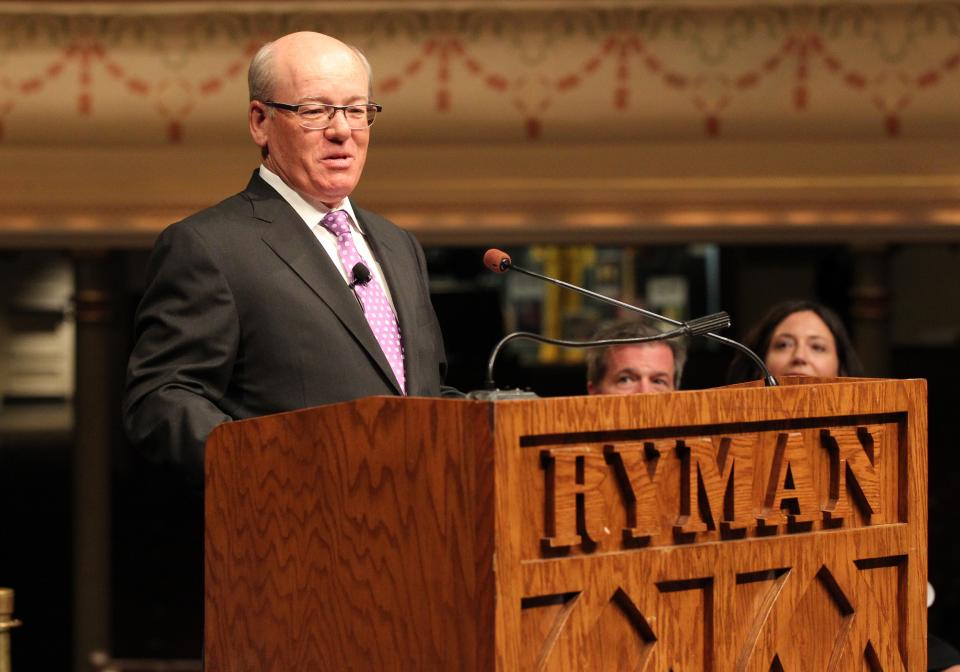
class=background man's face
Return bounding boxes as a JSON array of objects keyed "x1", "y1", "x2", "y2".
[{"x1": 589, "y1": 343, "x2": 676, "y2": 395}]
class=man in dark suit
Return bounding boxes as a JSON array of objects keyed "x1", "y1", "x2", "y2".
[{"x1": 124, "y1": 31, "x2": 453, "y2": 475}]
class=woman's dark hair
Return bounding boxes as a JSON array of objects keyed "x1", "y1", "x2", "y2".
[{"x1": 726, "y1": 299, "x2": 864, "y2": 384}]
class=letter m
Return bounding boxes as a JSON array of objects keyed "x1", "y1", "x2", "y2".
[{"x1": 675, "y1": 434, "x2": 756, "y2": 534}]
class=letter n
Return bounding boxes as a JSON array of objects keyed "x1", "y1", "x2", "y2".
[{"x1": 821, "y1": 426, "x2": 884, "y2": 523}]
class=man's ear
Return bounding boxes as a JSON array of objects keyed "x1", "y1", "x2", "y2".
[{"x1": 249, "y1": 100, "x2": 269, "y2": 149}]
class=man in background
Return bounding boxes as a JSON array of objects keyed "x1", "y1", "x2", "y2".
[
  {"x1": 124, "y1": 31, "x2": 452, "y2": 475},
  {"x1": 586, "y1": 319, "x2": 686, "y2": 394}
]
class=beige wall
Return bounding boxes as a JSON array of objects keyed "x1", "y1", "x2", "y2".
[{"x1": 2, "y1": 0, "x2": 960, "y2": 246}]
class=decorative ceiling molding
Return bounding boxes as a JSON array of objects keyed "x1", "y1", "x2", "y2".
[
  {"x1": 1, "y1": 1, "x2": 959, "y2": 244},
  {"x1": 2, "y1": 142, "x2": 959, "y2": 247},
  {"x1": 3, "y1": 203, "x2": 960, "y2": 249},
  {"x1": 0, "y1": 1, "x2": 943, "y2": 14},
  {"x1": 1, "y1": 2, "x2": 958, "y2": 143}
]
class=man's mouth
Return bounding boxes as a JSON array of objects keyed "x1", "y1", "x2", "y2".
[{"x1": 322, "y1": 153, "x2": 353, "y2": 168}]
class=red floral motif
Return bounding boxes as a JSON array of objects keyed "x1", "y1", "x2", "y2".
[
  {"x1": 0, "y1": 9, "x2": 956, "y2": 143},
  {"x1": 0, "y1": 37, "x2": 256, "y2": 143}
]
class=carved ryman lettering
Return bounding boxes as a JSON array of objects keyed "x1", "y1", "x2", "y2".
[
  {"x1": 821, "y1": 426, "x2": 884, "y2": 523},
  {"x1": 535, "y1": 424, "x2": 891, "y2": 554},
  {"x1": 674, "y1": 434, "x2": 757, "y2": 534},
  {"x1": 541, "y1": 446, "x2": 611, "y2": 548}
]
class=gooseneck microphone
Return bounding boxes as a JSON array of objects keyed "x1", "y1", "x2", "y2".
[
  {"x1": 482, "y1": 248, "x2": 777, "y2": 388},
  {"x1": 480, "y1": 313, "x2": 731, "y2": 392},
  {"x1": 349, "y1": 262, "x2": 372, "y2": 289}
]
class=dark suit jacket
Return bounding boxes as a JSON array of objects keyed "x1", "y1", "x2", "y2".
[{"x1": 123, "y1": 171, "x2": 450, "y2": 474}]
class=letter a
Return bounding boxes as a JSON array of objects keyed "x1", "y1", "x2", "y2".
[{"x1": 758, "y1": 432, "x2": 818, "y2": 529}]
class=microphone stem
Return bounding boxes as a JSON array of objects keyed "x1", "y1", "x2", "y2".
[
  {"x1": 485, "y1": 329, "x2": 690, "y2": 389},
  {"x1": 508, "y1": 263, "x2": 777, "y2": 387},
  {"x1": 510, "y1": 264, "x2": 682, "y2": 326},
  {"x1": 701, "y1": 332, "x2": 778, "y2": 387}
]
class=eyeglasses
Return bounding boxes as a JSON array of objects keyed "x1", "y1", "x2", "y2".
[{"x1": 263, "y1": 101, "x2": 382, "y2": 130}]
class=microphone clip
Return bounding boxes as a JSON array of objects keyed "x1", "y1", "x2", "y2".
[{"x1": 348, "y1": 262, "x2": 372, "y2": 289}]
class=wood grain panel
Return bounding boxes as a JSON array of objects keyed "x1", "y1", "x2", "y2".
[
  {"x1": 500, "y1": 378, "x2": 926, "y2": 670},
  {"x1": 204, "y1": 377, "x2": 926, "y2": 670},
  {"x1": 205, "y1": 397, "x2": 495, "y2": 671}
]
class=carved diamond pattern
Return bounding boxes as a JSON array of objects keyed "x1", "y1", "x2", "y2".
[{"x1": 521, "y1": 558, "x2": 908, "y2": 671}]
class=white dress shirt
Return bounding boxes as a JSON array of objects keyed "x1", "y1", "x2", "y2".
[{"x1": 258, "y1": 164, "x2": 397, "y2": 309}]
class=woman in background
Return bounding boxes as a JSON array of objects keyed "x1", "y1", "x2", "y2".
[
  {"x1": 726, "y1": 299, "x2": 862, "y2": 384},
  {"x1": 729, "y1": 298, "x2": 960, "y2": 671}
]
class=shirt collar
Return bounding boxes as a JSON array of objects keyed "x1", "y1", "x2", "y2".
[{"x1": 258, "y1": 164, "x2": 362, "y2": 232}]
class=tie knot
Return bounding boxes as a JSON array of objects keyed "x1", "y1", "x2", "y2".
[{"x1": 321, "y1": 210, "x2": 351, "y2": 237}]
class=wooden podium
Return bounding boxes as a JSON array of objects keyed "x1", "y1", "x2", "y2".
[{"x1": 204, "y1": 377, "x2": 927, "y2": 671}]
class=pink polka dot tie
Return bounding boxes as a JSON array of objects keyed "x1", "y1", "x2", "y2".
[{"x1": 321, "y1": 210, "x2": 406, "y2": 394}]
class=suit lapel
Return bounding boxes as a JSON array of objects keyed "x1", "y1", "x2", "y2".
[{"x1": 244, "y1": 175, "x2": 403, "y2": 395}]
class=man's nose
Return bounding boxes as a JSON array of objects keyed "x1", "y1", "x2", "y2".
[
  {"x1": 637, "y1": 379, "x2": 655, "y2": 394},
  {"x1": 324, "y1": 109, "x2": 352, "y2": 139}
]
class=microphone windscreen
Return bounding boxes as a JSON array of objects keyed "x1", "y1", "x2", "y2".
[
  {"x1": 352, "y1": 262, "x2": 372, "y2": 286},
  {"x1": 483, "y1": 248, "x2": 511, "y2": 273},
  {"x1": 685, "y1": 311, "x2": 731, "y2": 336}
]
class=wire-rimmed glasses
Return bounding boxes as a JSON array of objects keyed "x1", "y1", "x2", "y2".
[{"x1": 264, "y1": 101, "x2": 382, "y2": 130}]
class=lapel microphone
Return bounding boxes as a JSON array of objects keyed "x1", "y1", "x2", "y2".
[{"x1": 349, "y1": 262, "x2": 372, "y2": 289}]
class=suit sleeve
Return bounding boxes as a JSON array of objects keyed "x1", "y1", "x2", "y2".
[{"x1": 123, "y1": 223, "x2": 239, "y2": 475}]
